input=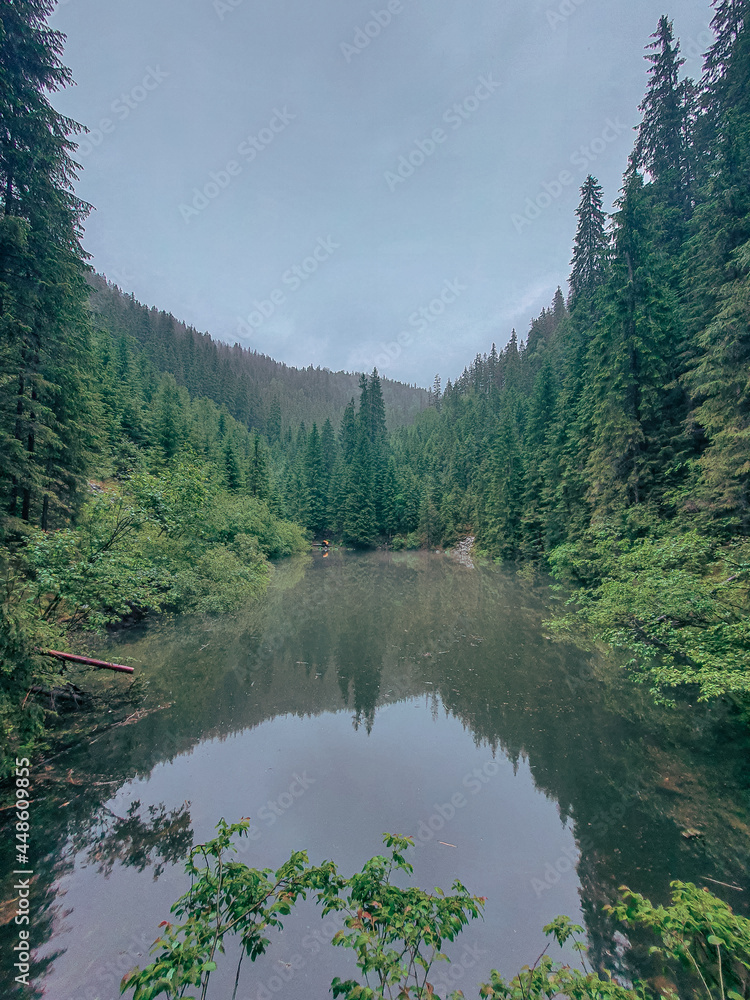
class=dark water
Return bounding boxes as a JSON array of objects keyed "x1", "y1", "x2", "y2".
[{"x1": 2, "y1": 550, "x2": 749, "y2": 1000}]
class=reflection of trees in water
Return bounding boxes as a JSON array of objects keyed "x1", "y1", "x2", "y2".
[
  {"x1": 336, "y1": 617, "x2": 384, "y2": 734},
  {"x1": 0, "y1": 786, "x2": 193, "y2": 1000},
  {"x1": 21, "y1": 553, "x2": 749, "y2": 996},
  {"x1": 0, "y1": 880, "x2": 60, "y2": 1000},
  {"x1": 71, "y1": 800, "x2": 193, "y2": 880}
]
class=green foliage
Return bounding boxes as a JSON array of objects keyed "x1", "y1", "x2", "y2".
[
  {"x1": 170, "y1": 544, "x2": 269, "y2": 616},
  {"x1": 14, "y1": 491, "x2": 167, "y2": 631},
  {"x1": 569, "y1": 175, "x2": 611, "y2": 304},
  {"x1": 130, "y1": 458, "x2": 216, "y2": 542},
  {"x1": 121, "y1": 819, "x2": 335, "y2": 1000},
  {"x1": 0, "y1": 470, "x2": 306, "y2": 771},
  {"x1": 0, "y1": 601, "x2": 44, "y2": 776},
  {"x1": 0, "y1": 1, "x2": 93, "y2": 530},
  {"x1": 687, "y1": 239, "x2": 750, "y2": 529},
  {"x1": 607, "y1": 881, "x2": 750, "y2": 1000},
  {"x1": 478, "y1": 915, "x2": 649, "y2": 1000},
  {"x1": 121, "y1": 828, "x2": 485, "y2": 1000},
  {"x1": 322, "y1": 833, "x2": 485, "y2": 1000},
  {"x1": 362, "y1": 13, "x2": 750, "y2": 710},
  {"x1": 3, "y1": 2, "x2": 750, "y2": 781},
  {"x1": 121, "y1": 827, "x2": 750, "y2": 1000},
  {"x1": 548, "y1": 529, "x2": 750, "y2": 702}
]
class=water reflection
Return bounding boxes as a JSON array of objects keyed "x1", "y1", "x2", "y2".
[
  {"x1": 73, "y1": 800, "x2": 193, "y2": 880},
  {"x1": 1, "y1": 550, "x2": 748, "y2": 999}
]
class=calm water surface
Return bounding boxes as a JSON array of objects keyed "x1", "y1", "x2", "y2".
[{"x1": 2, "y1": 550, "x2": 749, "y2": 999}]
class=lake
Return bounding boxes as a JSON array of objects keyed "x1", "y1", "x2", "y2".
[{"x1": 2, "y1": 549, "x2": 748, "y2": 999}]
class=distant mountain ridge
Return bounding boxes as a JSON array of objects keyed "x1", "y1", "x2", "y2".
[{"x1": 88, "y1": 274, "x2": 429, "y2": 435}]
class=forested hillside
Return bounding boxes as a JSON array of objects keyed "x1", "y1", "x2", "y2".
[{"x1": 88, "y1": 274, "x2": 427, "y2": 435}]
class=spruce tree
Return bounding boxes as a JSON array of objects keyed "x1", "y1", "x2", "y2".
[
  {"x1": 223, "y1": 439, "x2": 242, "y2": 492},
  {"x1": 340, "y1": 398, "x2": 357, "y2": 462},
  {"x1": 569, "y1": 176, "x2": 610, "y2": 304},
  {"x1": 686, "y1": 240, "x2": 750, "y2": 529},
  {"x1": 247, "y1": 431, "x2": 269, "y2": 499},
  {"x1": 522, "y1": 358, "x2": 558, "y2": 554},
  {"x1": 342, "y1": 424, "x2": 377, "y2": 546},
  {"x1": 320, "y1": 418, "x2": 336, "y2": 471},
  {"x1": 152, "y1": 374, "x2": 182, "y2": 461},
  {"x1": 633, "y1": 16, "x2": 692, "y2": 212},
  {"x1": 266, "y1": 395, "x2": 282, "y2": 444},
  {"x1": 367, "y1": 369, "x2": 387, "y2": 443},
  {"x1": 304, "y1": 422, "x2": 327, "y2": 535},
  {"x1": 431, "y1": 375, "x2": 442, "y2": 409},
  {"x1": 0, "y1": 1, "x2": 93, "y2": 526},
  {"x1": 418, "y1": 480, "x2": 442, "y2": 548},
  {"x1": 582, "y1": 172, "x2": 680, "y2": 511},
  {"x1": 703, "y1": 0, "x2": 750, "y2": 111},
  {"x1": 483, "y1": 400, "x2": 525, "y2": 559}
]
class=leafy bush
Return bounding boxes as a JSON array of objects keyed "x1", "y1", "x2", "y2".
[
  {"x1": 199, "y1": 492, "x2": 308, "y2": 559},
  {"x1": 0, "y1": 605, "x2": 44, "y2": 778},
  {"x1": 121, "y1": 823, "x2": 750, "y2": 1000},
  {"x1": 171, "y1": 545, "x2": 269, "y2": 615},
  {"x1": 548, "y1": 528, "x2": 750, "y2": 702},
  {"x1": 0, "y1": 464, "x2": 309, "y2": 772}
]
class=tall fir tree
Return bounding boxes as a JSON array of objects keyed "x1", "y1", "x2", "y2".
[
  {"x1": 569, "y1": 176, "x2": 610, "y2": 304},
  {"x1": 582, "y1": 171, "x2": 680, "y2": 512},
  {"x1": 633, "y1": 17, "x2": 688, "y2": 187},
  {"x1": 223, "y1": 439, "x2": 242, "y2": 492},
  {"x1": 304, "y1": 422, "x2": 327, "y2": 535},
  {"x1": 0, "y1": 0, "x2": 93, "y2": 527},
  {"x1": 342, "y1": 422, "x2": 377, "y2": 547},
  {"x1": 247, "y1": 431, "x2": 269, "y2": 499}
]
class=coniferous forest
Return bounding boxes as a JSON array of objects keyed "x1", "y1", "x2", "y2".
[
  {"x1": 2, "y1": 4, "x2": 750, "y2": 1000},
  {"x1": 1, "y1": 2, "x2": 749, "y2": 765}
]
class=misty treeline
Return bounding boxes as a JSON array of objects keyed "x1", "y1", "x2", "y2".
[{"x1": 1, "y1": 0, "x2": 749, "y2": 768}]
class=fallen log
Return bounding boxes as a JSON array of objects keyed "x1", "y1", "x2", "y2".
[{"x1": 37, "y1": 649, "x2": 135, "y2": 674}]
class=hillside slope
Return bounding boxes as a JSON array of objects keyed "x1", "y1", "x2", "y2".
[{"x1": 88, "y1": 275, "x2": 428, "y2": 437}]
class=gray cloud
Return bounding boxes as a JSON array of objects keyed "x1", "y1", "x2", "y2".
[{"x1": 51, "y1": 0, "x2": 713, "y2": 385}]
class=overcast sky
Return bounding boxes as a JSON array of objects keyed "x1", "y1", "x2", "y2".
[{"x1": 49, "y1": 0, "x2": 714, "y2": 387}]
